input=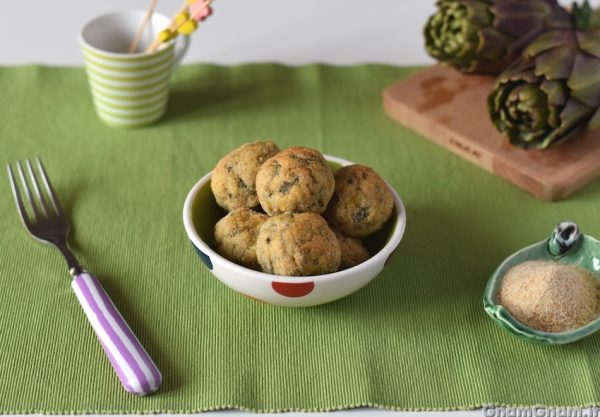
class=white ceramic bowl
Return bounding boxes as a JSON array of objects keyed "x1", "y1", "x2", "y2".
[{"x1": 182, "y1": 155, "x2": 406, "y2": 307}]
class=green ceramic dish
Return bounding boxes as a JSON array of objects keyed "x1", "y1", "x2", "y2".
[{"x1": 483, "y1": 221, "x2": 600, "y2": 344}]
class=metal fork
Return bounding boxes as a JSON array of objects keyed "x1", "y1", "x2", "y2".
[{"x1": 7, "y1": 158, "x2": 162, "y2": 396}]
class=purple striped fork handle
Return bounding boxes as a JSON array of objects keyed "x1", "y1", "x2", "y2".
[{"x1": 71, "y1": 273, "x2": 162, "y2": 396}]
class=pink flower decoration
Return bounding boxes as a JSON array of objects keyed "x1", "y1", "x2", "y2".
[{"x1": 189, "y1": 1, "x2": 213, "y2": 22}]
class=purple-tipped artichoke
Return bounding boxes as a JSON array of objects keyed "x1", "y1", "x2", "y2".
[
  {"x1": 424, "y1": 0, "x2": 572, "y2": 74},
  {"x1": 488, "y1": 28, "x2": 600, "y2": 149}
]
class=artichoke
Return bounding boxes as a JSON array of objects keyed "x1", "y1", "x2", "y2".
[
  {"x1": 488, "y1": 28, "x2": 600, "y2": 149},
  {"x1": 424, "y1": 0, "x2": 572, "y2": 74}
]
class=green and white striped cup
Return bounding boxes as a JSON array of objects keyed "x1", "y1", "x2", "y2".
[{"x1": 80, "y1": 11, "x2": 189, "y2": 128}]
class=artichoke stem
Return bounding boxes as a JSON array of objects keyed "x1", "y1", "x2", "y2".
[{"x1": 572, "y1": 0, "x2": 593, "y2": 31}]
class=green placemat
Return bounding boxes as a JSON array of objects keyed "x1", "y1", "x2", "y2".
[{"x1": 2, "y1": 64, "x2": 600, "y2": 413}]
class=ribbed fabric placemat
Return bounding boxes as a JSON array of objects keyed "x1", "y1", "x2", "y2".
[{"x1": 1, "y1": 64, "x2": 600, "y2": 413}]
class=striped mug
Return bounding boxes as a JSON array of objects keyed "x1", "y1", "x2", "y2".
[{"x1": 80, "y1": 11, "x2": 189, "y2": 128}]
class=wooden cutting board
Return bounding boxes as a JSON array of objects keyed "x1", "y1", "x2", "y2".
[{"x1": 382, "y1": 65, "x2": 600, "y2": 201}]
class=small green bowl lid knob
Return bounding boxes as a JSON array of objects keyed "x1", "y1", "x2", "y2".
[{"x1": 547, "y1": 221, "x2": 582, "y2": 258}]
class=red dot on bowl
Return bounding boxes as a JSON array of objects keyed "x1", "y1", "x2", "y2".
[{"x1": 272, "y1": 281, "x2": 315, "y2": 297}]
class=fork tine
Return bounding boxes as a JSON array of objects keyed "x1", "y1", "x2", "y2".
[
  {"x1": 16, "y1": 160, "x2": 40, "y2": 221},
  {"x1": 36, "y1": 157, "x2": 64, "y2": 217},
  {"x1": 6, "y1": 164, "x2": 31, "y2": 228},
  {"x1": 26, "y1": 159, "x2": 49, "y2": 218}
]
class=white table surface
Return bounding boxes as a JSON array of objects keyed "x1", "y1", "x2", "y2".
[{"x1": 1, "y1": 0, "x2": 596, "y2": 415}]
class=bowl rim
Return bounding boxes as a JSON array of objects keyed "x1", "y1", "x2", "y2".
[{"x1": 182, "y1": 154, "x2": 407, "y2": 283}]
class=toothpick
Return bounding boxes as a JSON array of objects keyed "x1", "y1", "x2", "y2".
[
  {"x1": 189, "y1": 0, "x2": 213, "y2": 21},
  {"x1": 169, "y1": 0, "x2": 190, "y2": 30},
  {"x1": 146, "y1": 0, "x2": 212, "y2": 53},
  {"x1": 129, "y1": 0, "x2": 158, "y2": 53},
  {"x1": 146, "y1": 35, "x2": 166, "y2": 54},
  {"x1": 146, "y1": 0, "x2": 192, "y2": 53}
]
